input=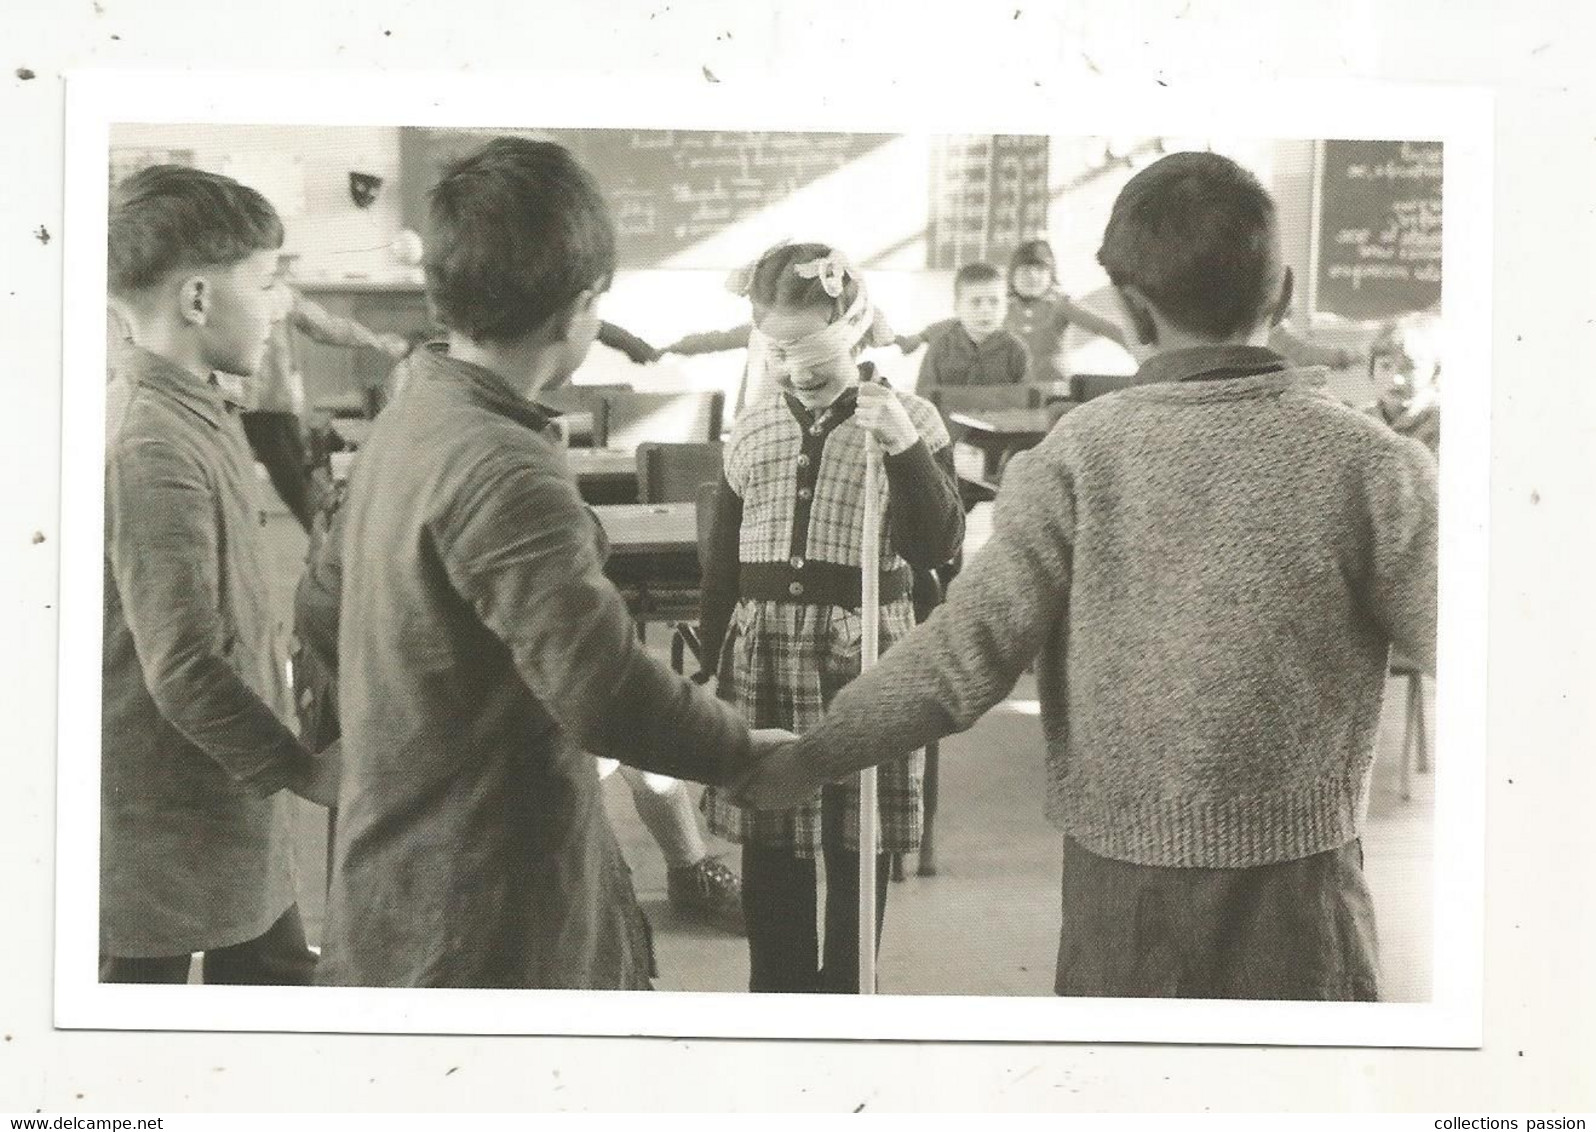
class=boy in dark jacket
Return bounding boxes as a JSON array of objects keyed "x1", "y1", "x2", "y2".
[
  {"x1": 317, "y1": 138, "x2": 789, "y2": 989},
  {"x1": 102, "y1": 166, "x2": 338, "y2": 984}
]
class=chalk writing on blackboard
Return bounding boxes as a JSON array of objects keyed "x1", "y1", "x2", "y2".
[
  {"x1": 1316, "y1": 140, "x2": 1443, "y2": 321},
  {"x1": 398, "y1": 128, "x2": 894, "y2": 268}
]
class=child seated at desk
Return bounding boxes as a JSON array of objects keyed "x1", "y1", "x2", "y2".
[
  {"x1": 901, "y1": 262, "x2": 1030, "y2": 394},
  {"x1": 897, "y1": 240, "x2": 1127, "y2": 385}
]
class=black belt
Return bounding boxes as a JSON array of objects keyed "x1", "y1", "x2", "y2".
[{"x1": 740, "y1": 560, "x2": 911, "y2": 609}]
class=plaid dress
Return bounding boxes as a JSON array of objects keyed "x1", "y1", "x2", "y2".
[{"x1": 702, "y1": 381, "x2": 951, "y2": 857}]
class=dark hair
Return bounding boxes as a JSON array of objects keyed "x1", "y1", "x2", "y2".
[
  {"x1": 1007, "y1": 238, "x2": 1058, "y2": 292},
  {"x1": 748, "y1": 242, "x2": 859, "y2": 321},
  {"x1": 424, "y1": 137, "x2": 616, "y2": 343},
  {"x1": 954, "y1": 261, "x2": 1003, "y2": 296},
  {"x1": 107, "y1": 165, "x2": 284, "y2": 296},
  {"x1": 1096, "y1": 151, "x2": 1283, "y2": 339}
]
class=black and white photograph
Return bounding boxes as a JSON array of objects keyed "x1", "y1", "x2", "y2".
[
  {"x1": 14, "y1": 0, "x2": 1596, "y2": 1117},
  {"x1": 51, "y1": 72, "x2": 1491, "y2": 1050}
]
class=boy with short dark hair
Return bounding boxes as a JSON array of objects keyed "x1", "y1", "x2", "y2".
[
  {"x1": 906, "y1": 261, "x2": 1030, "y2": 394},
  {"x1": 102, "y1": 165, "x2": 337, "y2": 984},
  {"x1": 317, "y1": 138, "x2": 787, "y2": 989},
  {"x1": 738, "y1": 151, "x2": 1439, "y2": 1001}
]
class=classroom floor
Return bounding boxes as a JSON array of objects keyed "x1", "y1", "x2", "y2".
[{"x1": 265, "y1": 498, "x2": 1435, "y2": 1002}]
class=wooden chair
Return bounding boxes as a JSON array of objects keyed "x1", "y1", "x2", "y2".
[
  {"x1": 669, "y1": 482, "x2": 723, "y2": 677},
  {"x1": 1390, "y1": 654, "x2": 1431, "y2": 802},
  {"x1": 625, "y1": 441, "x2": 724, "y2": 653},
  {"x1": 636, "y1": 441, "x2": 725, "y2": 505},
  {"x1": 541, "y1": 385, "x2": 629, "y2": 447},
  {"x1": 600, "y1": 389, "x2": 725, "y2": 451}
]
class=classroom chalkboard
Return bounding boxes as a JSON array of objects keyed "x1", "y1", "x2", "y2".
[
  {"x1": 927, "y1": 135, "x2": 1051, "y2": 270},
  {"x1": 1315, "y1": 139, "x2": 1443, "y2": 322},
  {"x1": 398, "y1": 127, "x2": 894, "y2": 269}
]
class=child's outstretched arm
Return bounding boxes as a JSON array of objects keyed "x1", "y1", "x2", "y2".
[
  {"x1": 1054, "y1": 295, "x2": 1128, "y2": 347},
  {"x1": 894, "y1": 317, "x2": 958, "y2": 354},
  {"x1": 290, "y1": 292, "x2": 409, "y2": 358},
  {"x1": 597, "y1": 321, "x2": 663, "y2": 364},
  {"x1": 663, "y1": 324, "x2": 753, "y2": 356},
  {"x1": 733, "y1": 434, "x2": 1074, "y2": 808}
]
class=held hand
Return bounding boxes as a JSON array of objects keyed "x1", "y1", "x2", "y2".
[
  {"x1": 736, "y1": 738, "x2": 822, "y2": 810},
  {"x1": 750, "y1": 727, "x2": 799, "y2": 755},
  {"x1": 291, "y1": 738, "x2": 342, "y2": 808},
  {"x1": 378, "y1": 333, "x2": 411, "y2": 359},
  {"x1": 854, "y1": 382, "x2": 918, "y2": 455}
]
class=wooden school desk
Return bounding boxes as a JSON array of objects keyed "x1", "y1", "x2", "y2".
[
  {"x1": 594, "y1": 502, "x2": 702, "y2": 648},
  {"x1": 947, "y1": 406, "x2": 1064, "y2": 491},
  {"x1": 592, "y1": 502, "x2": 700, "y2": 555}
]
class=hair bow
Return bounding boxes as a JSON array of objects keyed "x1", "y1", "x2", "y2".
[{"x1": 793, "y1": 250, "x2": 854, "y2": 298}]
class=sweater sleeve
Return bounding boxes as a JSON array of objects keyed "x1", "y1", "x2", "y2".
[
  {"x1": 241, "y1": 410, "x2": 313, "y2": 531},
  {"x1": 1365, "y1": 436, "x2": 1439, "y2": 674},
  {"x1": 696, "y1": 474, "x2": 744, "y2": 677},
  {"x1": 665, "y1": 324, "x2": 754, "y2": 355},
  {"x1": 1055, "y1": 295, "x2": 1128, "y2": 346},
  {"x1": 885, "y1": 440, "x2": 964, "y2": 568},
  {"x1": 597, "y1": 321, "x2": 661, "y2": 364},
  {"x1": 437, "y1": 455, "x2": 754, "y2": 786},
  {"x1": 732, "y1": 436, "x2": 1075, "y2": 803},
  {"x1": 289, "y1": 293, "x2": 388, "y2": 351}
]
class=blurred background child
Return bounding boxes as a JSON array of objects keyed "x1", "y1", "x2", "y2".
[
  {"x1": 1365, "y1": 309, "x2": 1442, "y2": 457},
  {"x1": 896, "y1": 240, "x2": 1127, "y2": 384}
]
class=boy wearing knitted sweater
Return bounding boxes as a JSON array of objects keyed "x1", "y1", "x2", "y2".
[{"x1": 735, "y1": 152, "x2": 1439, "y2": 1001}]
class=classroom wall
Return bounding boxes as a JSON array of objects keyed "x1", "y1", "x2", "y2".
[
  {"x1": 109, "y1": 123, "x2": 409, "y2": 283},
  {"x1": 106, "y1": 126, "x2": 1348, "y2": 399}
]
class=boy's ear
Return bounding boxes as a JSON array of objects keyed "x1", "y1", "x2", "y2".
[
  {"x1": 1269, "y1": 267, "x2": 1295, "y2": 328},
  {"x1": 180, "y1": 276, "x2": 209, "y2": 326},
  {"x1": 1114, "y1": 285, "x2": 1158, "y2": 347}
]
